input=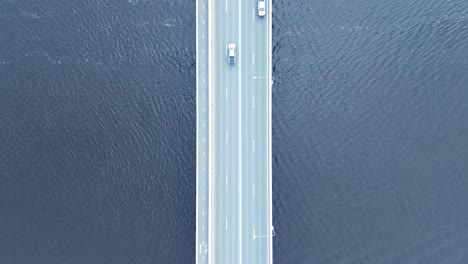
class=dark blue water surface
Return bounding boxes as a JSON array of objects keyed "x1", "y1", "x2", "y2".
[
  {"x1": 1, "y1": 0, "x2": 468, "y2": 263},
  {"x1": 272, "y1": 0, "x2": 468, "y2": 263},
  {"x1": 1, "y1": 0, "x2": 195, "y2": 263}
]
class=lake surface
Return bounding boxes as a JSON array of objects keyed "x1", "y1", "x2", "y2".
[{"x1": 1, "y1": 0, "x2": 468, "y2": 263}]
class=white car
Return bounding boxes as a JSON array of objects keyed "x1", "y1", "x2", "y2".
[
  {"x1": 227, "y1": 43, "x2": 236, "y2": 64},
  {"x1": 257, "y1": 0, "x2": 265, "y2": 17}
]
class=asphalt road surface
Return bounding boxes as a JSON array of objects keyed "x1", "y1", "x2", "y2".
[
  {"x1": 196, "y1": 0, "x2": 209, "y2": 262},
  {"x1": 209, "y1": 0, "x2": 272, "y2": 263}
]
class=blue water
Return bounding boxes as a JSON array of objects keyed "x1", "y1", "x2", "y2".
[
  {"x1": 272, "y1": 0, "x2": 468, "y2": 263},
  {"x1": 1, "y1": 0, "x2": 195, "y2": 263},
  {"x1": 1, "y1": 0, "x2": 468, "y2": 263}
]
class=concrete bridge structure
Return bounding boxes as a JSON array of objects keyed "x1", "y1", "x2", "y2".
[{"x1": 196, "y1": 0, "x2": 273, "y2": 263}]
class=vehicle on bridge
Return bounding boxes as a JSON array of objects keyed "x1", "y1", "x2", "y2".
[
  {"x1": 227, "y1": 43, "x2": 236, "y2": 64},
  {"x1": 257, "y1": 0, "x2": 266, "y2": 17}
]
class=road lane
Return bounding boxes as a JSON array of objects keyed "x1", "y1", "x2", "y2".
[
  {"x1": 196, "y1": 0, "x2": 209, "y2": 262},
  {"x1": 240, "y1": 0, "x2": 270, "y2": 263},
  {"x1": 212, "y1": 0, "x2": 240, "y2": 263},
  {"x1": 240, "y1": 3, "x2": 254, "y2": 261},
  {"x1": 255, "y1": 13, "x2": 270, "y2": 263}
]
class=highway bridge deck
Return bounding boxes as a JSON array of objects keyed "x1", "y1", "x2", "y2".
[{"x1": 196, "y1": 0, "x2": 272, "y2": 263}]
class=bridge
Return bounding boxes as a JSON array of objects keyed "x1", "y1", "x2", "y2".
[{"x1": 196, "y1": 0, "x2": 273, "y2": 263}]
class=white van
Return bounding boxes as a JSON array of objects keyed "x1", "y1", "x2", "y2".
[
  {"x1": 257, "y1": 0, "x2": 265, "y2": 17},
  {"x1": 227, "y1": 43, "x2": 236, "y2": 64}
]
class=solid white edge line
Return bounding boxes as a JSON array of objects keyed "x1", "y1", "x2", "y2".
[
  {"x1": 208, "y1": 0, "x2": 214, "y2": 260},
  {"x1": 238, "y1": 0, "x2": 242, "y2": 261},
  {"x1": 268, "y1": 0, "x2": 273, "y2": 262},
  {"x1": 195, "y1": 0, "x2": 200, "y2": 261}
]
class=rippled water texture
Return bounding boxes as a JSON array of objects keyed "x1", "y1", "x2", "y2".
[
  {"x1": 1, "y1": 0, "x2": 195, "y2": 263},
  {"x1": 273, "y1": 0, "x2": 468, "y2": 263},
  {"x1": 1, "y1": 0, "x2": 468, "y2": 263}
]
